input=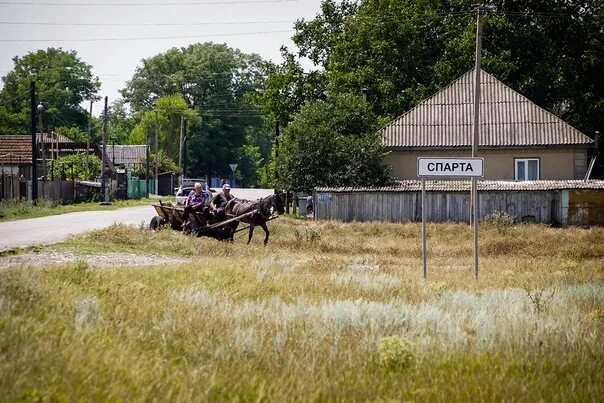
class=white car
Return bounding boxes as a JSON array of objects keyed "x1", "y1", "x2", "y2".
[{"x1": 175, "y1": 186, "x2": 214, "y2": 206}]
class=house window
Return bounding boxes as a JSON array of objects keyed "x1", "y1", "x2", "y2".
[{"x1": 515, "y1": 158, "x2": 539, "y2": 180}]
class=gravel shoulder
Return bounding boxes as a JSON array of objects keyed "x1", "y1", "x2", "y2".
[{"x1": 0, "y1": 249, "x2": 191, "y2": 269}]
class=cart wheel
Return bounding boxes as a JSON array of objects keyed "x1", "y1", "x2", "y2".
[{"x1": 150, "y1": 215, "x2": 166, "y2": 230}]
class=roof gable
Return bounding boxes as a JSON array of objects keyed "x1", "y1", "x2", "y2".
[{"x1": 381, "y1": 69, "x2": 593, "y2": 148}]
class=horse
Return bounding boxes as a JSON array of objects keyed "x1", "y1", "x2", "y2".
[{"x1": 224, "y1": 192, "x2": 285, "y2": 245}]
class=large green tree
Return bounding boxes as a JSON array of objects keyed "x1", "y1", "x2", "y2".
[
  {"x1": 0, "y1": 48, "x2": 100, "y2": 134},
  {"x1": 122, "y1": 43, "x2": 270, "y2": 182},
  {"x1": 294, "y1": 0, "x2": 603, "y2": 136},
  {"x1": 275, "y1": 93, "x2": 390, "y2": 191}
]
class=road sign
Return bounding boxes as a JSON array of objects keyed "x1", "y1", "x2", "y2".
[
  {"x1": 417, "y1": 156, "x2": 484, "y2": 281},
  {"x1": 229, "y1": 163, "x2": 238, "y2": 173},
  {"x1": 417, "y1": 157, "x2": 483, "y2": 177}
]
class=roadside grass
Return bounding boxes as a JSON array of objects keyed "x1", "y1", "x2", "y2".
[
  {"x1": 0, "y1": 196, "x2": 171, "y2": 223},
  {"x1": 1, "y1": 218, "x2": 603, "y2": 401}
]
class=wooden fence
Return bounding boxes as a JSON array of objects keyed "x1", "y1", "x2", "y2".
[
  {"x1": 314, "y1": 189, "x2": 604, "y2": 226},
  {"x1": 0, "y1": 174, "x2": 23, "y2": 201},
  {"x1": 0, "y1": 174, "x2": 74, "y2": 203}
]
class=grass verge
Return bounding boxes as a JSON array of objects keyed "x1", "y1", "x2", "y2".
[{"x1": 1, "y1": 219, "x2": 603, "y2": 401}]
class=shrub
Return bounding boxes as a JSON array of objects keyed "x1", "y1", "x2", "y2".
[
  {"x1": 483, "y1": 211, "x2": 515, "y2": 229},
  {"x1": 378, "y1": 336, "x2": 415, "y2": 371}
]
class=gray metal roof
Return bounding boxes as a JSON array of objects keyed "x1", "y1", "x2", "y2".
[
  {"x1": 109, "y1": 145, "x2": 147, "y2": 165},
  {"x1": 381, "y1": 69, "x2": 593, "y2": 148},
  {"x1": 316, "y1": 180, "x2": 604, "y2": 193}
]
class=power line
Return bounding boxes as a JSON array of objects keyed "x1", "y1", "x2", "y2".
[
  {"x1": 0, "y1": 29, "x2": 293, "y2": 42},
  {"x1": 0, "y1": 20, "x2": 294, "y2": 26},
  {"x1": 0, "y1": 0, "x2": 299, "y2": 5}
]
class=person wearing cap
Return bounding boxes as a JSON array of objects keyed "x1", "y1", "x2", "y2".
[
  {"x1": 182, "y1": 182, "x2": 210, "y2": 227},
  {"x1": 211, "y1": 183, "x2": 234, "y2": 221}
]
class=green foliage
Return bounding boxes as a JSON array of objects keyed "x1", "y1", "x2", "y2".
[
  {"x1": 0, "y1": 48, "x2": 100, "y2": 134},
  {"x1": 132, "y1": 150, "x2": 180, "y2": 179},
  {"x1": 293, "y1": 0, "x2": 603, "y2": 136},
  {"x1": 378, "y1": 336, "x2": 415, "y2": 370},
  {"x1": 55, "y1": 126, "x2": 87, "y2": 143},
  {"x1": 108, "y1": 98, "x2": 136, "y2": 145},
  {"x1": 276, "y1": 93, "x2": 390, "y2": 191},
  {"x1": 49, "y1": 153, "x2": 101, "y2": 181},
  {"x1": 122, "y1": 43, "x2": 268, "y2": 184},
  {"x1": 128, "y1": 94, "x2": 198, "y2": 162}
]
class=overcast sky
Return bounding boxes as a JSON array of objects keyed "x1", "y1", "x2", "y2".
[{"x1": 0, "y1": 0, "x2": 324, "y2": 116}]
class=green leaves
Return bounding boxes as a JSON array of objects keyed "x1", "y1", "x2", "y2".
[
  {"x1": 275, "y1": 93, "x2": 390, "y2": 191},
  {"x1": 0, "y1": 48, "x2": 100, "y2": 134}
]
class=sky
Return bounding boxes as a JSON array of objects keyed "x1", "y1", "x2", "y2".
[{"x1": 0, "y1": 0, "x2": 324, "y2": 116}]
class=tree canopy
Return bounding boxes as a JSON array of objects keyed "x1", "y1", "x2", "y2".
[
  {"x1": 0, "y1": 48, "x2": 100, "y2": 135},
  {"x1": 275, "y1": 93, "x2": 390, "y2": 191},
  {"x1": 291, "y1": 0, "x2": 603, "y2": 136},
  {"x1": 122, "y1": 43, "x2": 270, "y2": 182}
]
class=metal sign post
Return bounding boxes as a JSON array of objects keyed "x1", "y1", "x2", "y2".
[
  {"x1": 229, "y1": 163, "x2": 238, "y2": 186},
  {"x1": 417, "y1": 157, "x2": 484, "y2": 279},
  {"x1": 421, "y1": 177, "x2": 427, "y2": 279}
]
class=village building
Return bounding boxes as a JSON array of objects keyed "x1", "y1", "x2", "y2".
[{"x1": 381, "y1": 68, "x2": 595, "y2": 181}]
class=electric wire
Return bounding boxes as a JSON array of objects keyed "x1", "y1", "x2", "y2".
[
  {"x1": 0, "y1": 0, "x2": 300, "y2": 6},
  {"x1": 0, "y1": 29, "x2": 293, "y2": 42}
]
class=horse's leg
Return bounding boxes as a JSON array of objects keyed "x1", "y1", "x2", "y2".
[
  {"x1": 260, "y1": 222, "x2": 270, "y2": 245},
  {"x1": 229, "y1": 222, "x2": 238, "y2": 241},
  {"x1": 247, "y1": 223, "x2": 255, "y2": 244}
]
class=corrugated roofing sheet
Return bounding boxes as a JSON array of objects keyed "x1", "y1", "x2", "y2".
[
  {"x1": 110, "y1": 145, "x2": 147, "y2": 165},
  {"x1": 316, "y1": 180, "x2": 604, "y2": 193},
  {"x1": 381, "y1": 69, "x2": 593, "y2": 148}
]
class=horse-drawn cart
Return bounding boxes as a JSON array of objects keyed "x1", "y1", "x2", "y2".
[
  {"x1": 149, "y1": 201, "x2": 244, "y2": 240},
  {"x1": 149, "y1": 192, "x2": 285, "y2": 243}
]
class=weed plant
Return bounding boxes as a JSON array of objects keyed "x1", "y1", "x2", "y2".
[{"x1": 1, "y1": 218, "x2": 603, "y2": 401}]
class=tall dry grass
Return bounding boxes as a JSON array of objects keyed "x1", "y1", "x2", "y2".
[{"x1": 1, "y1": 218, "x2": 603, "y2": 401}]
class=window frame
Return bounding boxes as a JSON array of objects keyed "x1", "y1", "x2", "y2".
[{"x1": 514, "y1": 157, "x2": 540, "y2": 181}]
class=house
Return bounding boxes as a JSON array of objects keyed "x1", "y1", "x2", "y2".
[
  {"x1": 107, "y1": 145, "x2": 147, "y2": 169},
  {"x1": 0, "y1": 133, "x2": 76, "y2": 177},
  {"x1": 381, "y1": 69, "x2": 595, "y2": 181}
]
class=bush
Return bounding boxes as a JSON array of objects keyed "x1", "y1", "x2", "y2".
[
  {"x1": 378, "y1": 336, "x2": 415, "y2": 371},
  {"x1": 483, "y1": 211, "x2": 515, "y2": 229}
]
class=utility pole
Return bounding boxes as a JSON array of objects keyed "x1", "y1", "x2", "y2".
[
  {"x1": 179, "y1": 116, "x2": 185, "y2": 174},
  {"x1": 37, "y1": 103, "x2": 45, "y2": 178},
  {"x1": 182, "y1": 118, "x2": 187, "y2": 178},
  {"x1": 154, "y1": 109, "x2": 159, "y2": 196},
  {"x1": 30, "y1": 82, "x2": 38, "y2": 204},
  {"x1": 471, "y1": 3, "x2": 493, "y2": 280},
  {"x1": 101, "y1": 96, "x2": 109, "y2": 204},
  {"x1": 87, "y1": 99, "x2": 93, "y2": 155},
  {"x1": 145, "y1": 127, "x2": 150, "y2": 198}
]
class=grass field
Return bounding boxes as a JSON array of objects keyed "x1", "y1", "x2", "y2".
[
  {"x1": 0, "y1": 196, "x2": 170, "y2": 223},
  {"x1": 1, "y1": 218, "x2": 603, "y2": 401}
]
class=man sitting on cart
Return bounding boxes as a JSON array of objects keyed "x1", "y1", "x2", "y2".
[
  {"x1": 182, "y1": 182, "x2": 210, "y2": 227},
  {"x1": 211, "y1": 183, "x2": 234, "y2": 221}
]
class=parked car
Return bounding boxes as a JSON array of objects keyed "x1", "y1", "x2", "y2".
[{"x1": 175, "y1": 186, "x2": 215, "y2": 206}]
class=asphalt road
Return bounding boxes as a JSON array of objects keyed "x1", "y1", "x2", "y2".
[
  {"x1": 0, "y1": 188, "x2": 275, "y2": 252},
  {"x1": 0, "y1": 205, "x2": 155, "y2": 252}
]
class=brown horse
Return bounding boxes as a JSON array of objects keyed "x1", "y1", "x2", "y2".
[{"x1": 224, "y1": 192, "x2": 285, "y2": 245}]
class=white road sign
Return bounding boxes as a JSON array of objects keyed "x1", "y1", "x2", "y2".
[{"x1": 417, "y1": 157, "x2": 484, "y2": 177}]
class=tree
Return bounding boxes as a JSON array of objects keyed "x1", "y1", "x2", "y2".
[
  {"x1": 275, "y1": 93, "x2": 390, "y2": 191},
  {"x1": 132, "y1": 150, "x2": 180, "y2": 179},
  {"x1": 295, "y1": 0, "x2": 603, "y2": 136},
  {"x1": 122, "y1": 43, "x2": 268, "y2": 182},
  {"x1": 49, "y1": 153, "x2": 101, "y2": 181},
  {"x1": 129, "y1": 94, "x2": 199, "y2": 164},
  {"x1": 0, "y1": 48, "x2": 100, "y2": 134},
  {"x1": 108, "y1": 99, "x2": 136, "y2": 145}
]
